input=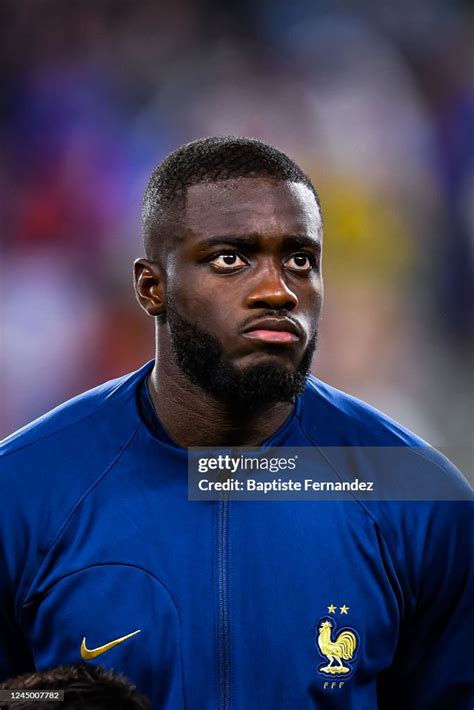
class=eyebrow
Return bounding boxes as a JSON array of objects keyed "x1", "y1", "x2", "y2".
[
  {"x1": 281, "y1": 235, "x2": 321, "y2": 252},
  {"x1": 198, "y1": 234, "x2": 321, "y2": 252}
]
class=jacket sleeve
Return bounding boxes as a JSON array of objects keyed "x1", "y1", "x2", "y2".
[
  {"x1": 377, "y1": 497, "x2": 474, "y2": 709},
  {"x1": 0, "y1": 454, "x2": 36, "y2": 681}
]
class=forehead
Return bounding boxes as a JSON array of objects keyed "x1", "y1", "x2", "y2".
[{"x1": 182, "y1": 178, "x2": 322, "y2": 240}]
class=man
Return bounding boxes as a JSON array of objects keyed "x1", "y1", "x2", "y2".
[
  {"x1": 0, "y1": 137, "x2": 472, "y2": 709},
  {"x1": 0, "y1": 663, "x2": 150, "y2": 709}
]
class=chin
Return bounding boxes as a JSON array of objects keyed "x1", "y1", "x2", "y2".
[{"x1": 237, "y1": 352, "x2": 300, "y2": 372}]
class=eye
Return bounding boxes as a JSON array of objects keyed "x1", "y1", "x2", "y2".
[
  {"x1": 209, "y1": 252, "x2": 248, "y2": 271},
  {"x1": 284, "y1": 253, "x2": 314, "y2": 272}
]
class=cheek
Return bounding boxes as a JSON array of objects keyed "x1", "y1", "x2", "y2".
[
  {"x1": 168, "y1": 277, "x2": 236, "y2": 335},
  {"x1": 315, "y1": 285, "x2": 324, "y2": 315},
  {"x1": 299, "y1": 278, "x2": 323, "y2": 312},
  {"x1": 308, "y1": 278, "x2": 324, "y2": 314}
]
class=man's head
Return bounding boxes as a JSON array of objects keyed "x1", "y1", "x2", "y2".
[
  {"x1": 135, "y1": 137, "x2": 323, "y2": 410},
  {"x1": 0, "y1": 663, "x2": 150, "y2": 709}
]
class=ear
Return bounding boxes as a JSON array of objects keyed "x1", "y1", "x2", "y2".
[{"x1": 133, "y1": 259, "x2": 166, "y2": 317}]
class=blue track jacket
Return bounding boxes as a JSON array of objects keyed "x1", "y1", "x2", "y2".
[{"x1": 1, "y1": 361, "x2": 473, "y2": 709}]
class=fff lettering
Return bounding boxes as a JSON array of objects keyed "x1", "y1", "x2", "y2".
[{"x1": 323, "y1": 681, "x2": 345, "y2": 689}]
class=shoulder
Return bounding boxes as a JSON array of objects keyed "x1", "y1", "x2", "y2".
[
  {"x1": 0, "y1": 362, "x2": 154, "y2": 604},
  {"x1": 298, "y1": 375, "x2": 471, "y2": 499},
  {"x1": 299, "y1": 375, "x2": 429, "y2": 447},
  {"x1": 297, "y1": 379, "x2": 472, "y2": 607},
  {"x1": 0, "y1": 361, "x2": 153, "y2": 491}
]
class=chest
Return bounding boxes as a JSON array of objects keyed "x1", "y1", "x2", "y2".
[{"x1": 24, "y1": 498, "x2": 402, "y2": 708}]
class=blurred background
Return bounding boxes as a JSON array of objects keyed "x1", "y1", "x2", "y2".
[{"x1": 0, "y1": 0, "x2": 472, "y2": 449}]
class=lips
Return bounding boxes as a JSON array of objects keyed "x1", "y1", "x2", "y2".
[{"x1": 241, "y1": 317, "x2": 302, "y2": 344}]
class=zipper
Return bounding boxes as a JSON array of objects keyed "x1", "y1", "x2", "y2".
[{"x1": 217, "y1": 497, "x2": 231, "y2": 710}]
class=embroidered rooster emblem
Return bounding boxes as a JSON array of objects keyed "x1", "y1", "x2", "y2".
[{"x1": 316, "y1": 619, "x2": 358, "y2": 675}]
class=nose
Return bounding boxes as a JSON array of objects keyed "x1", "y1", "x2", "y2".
[{"x1": 246, "y1": 263, "x2": 298, "y2": 311}]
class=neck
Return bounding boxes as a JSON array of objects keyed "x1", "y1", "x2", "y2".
[{"x1": 147, "y1": 343, "x2": 294, "y2": 448}]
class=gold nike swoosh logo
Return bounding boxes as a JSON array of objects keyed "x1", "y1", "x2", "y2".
[{"x1": 80, "y1": 629, "x2": 141, "y2": 660}]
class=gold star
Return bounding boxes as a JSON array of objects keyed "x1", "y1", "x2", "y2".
[
  {"x1": 327, "y1": 604, "x2": 337, "y2": 614},
  {"x1": 340, "y1": 605, "x2": 349, "y2": 614}
]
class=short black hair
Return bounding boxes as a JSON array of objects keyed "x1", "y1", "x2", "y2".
[
  {"x1": 0, "y1": 664, "x2": 150, "y2": 709},
  {"x1": 142, "y1": 135, "x2": 321, "y2": 259}
]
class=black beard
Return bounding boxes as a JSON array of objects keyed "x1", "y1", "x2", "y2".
[{"x1": 166, "y1": 303, "x2": 318, "y2": 411}]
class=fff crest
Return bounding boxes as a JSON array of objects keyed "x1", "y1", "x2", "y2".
[{"x1": 315, "y1": 611, "x2": 359, "y2": 678}]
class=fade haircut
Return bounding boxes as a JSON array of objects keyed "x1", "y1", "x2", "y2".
[{"x1": 142, "y1": 136, "x2": 321, "y2": 260}]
